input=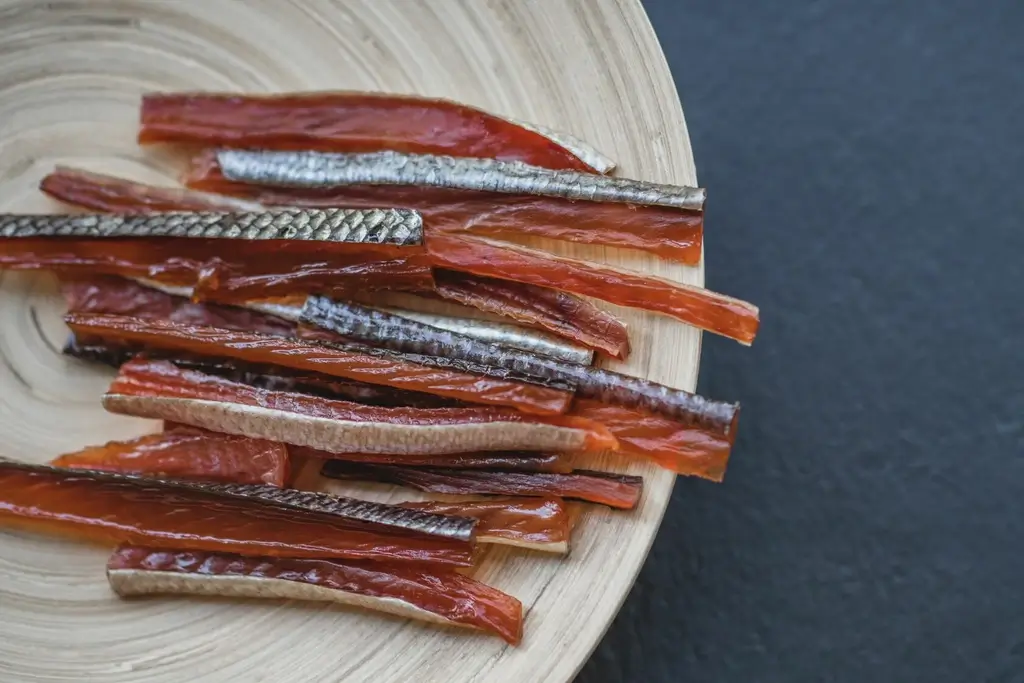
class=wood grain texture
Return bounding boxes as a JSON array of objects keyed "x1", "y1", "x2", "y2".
[{"x1": 0, "y1": 1, "x2": 700, "y2": 681}]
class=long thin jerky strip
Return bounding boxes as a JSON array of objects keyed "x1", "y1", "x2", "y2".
[
  {"x1": 216, "y1": 150, "x2": 705, "y2": 212},
  {"x1": 108, "y1": 545, "x2": 522, "y2": 644},
  {"x1": 303, "y1": 297, "x2": 739, "y2": 434},
  {"x1": 62, "y1": 338, "x2": 464, "y2": 409},
  {"x1": 140, "y1": 90, "x2": 609, "y2": 174},
  {"x1": 0, "y1": 208, "x2": 423, "y2": 246},
  {"x1": 399, "y1": 498, "x2": 570, "y2": 554},
  {"x1": 290, "y1": 446, "x2": 574, "y2": 473},
  {"x1": 62, "y1": 276, "x2": 296, "y2": 337},
  {"x1": 427, "y1": 234, "x2": 760, "y2": 345},
  {"x1": 0, "y1": 238, "x2": 431, "y2": 294},
  {"x1": 321, "y1": 462, "x2": 643, "y2": 510},
  {"x1": 41, "y1": 166, "x2": 265, "y2": 213},
  {"x1": 50, "y1": 429, "x2": 289, "y2": 487},
  {"x1": 571, "y1": 399, "x2": 733, "y2": 481},
  {"x1": 103, "y1": 359, "x2": 616, "y2": 454},
  {"x1": 65, "y1": 313, "x2": 573, "y2": 415},
  {"x1": 434, "y1": 270, "x2": 631, "y2": 360},
  {"x1": 185, "y1": 152, "x2": 701, "y2": 264},
  {"x1": 0, "y1": 459, "x2": 472, "y2": 565}
]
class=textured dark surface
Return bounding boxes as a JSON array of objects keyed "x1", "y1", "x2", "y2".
[{"x1": 579, "y1": 2, "x2": 1024, "y2": 682}]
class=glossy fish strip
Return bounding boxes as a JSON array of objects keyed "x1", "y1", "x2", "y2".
[
  {"x1": 0, "y1": 236, "x2": 430, "y2": 296},
  {"x1": 371, "y1": 304, "x2": 593, "y2": 365},
  {"x1": 301, "y1": 298, "x2": 575, "y2": 392},
  {"x1": 0, "y1": 208, "x2": 422, "y2": 245},
  {"x1": 428, "y1": 234, "x2": 761, "y2": 345},
  {"x1": 103, "y1": 358, "x2": 616, "y2": 454},
  {"x1": 0, "y1": 458, "x2": 473, "y2": 565},
  {"x1": 140, "y1": 90, "x2": 605, "y2": 175},
  {"x1": 185, "y1": 152, "x2": 702, "y2": 264},
  {"x1": 433, "y1": 270, "x2": 631, "y2": 360},
  {"x1": 399, "y1": 498, "x2": 570, "y2": 553},
  {"x1": 65, "y1": 313, "x2": 572, "y2": 415},
  {"x1": 571, "y1": 399, "x2": 733, "y2": 480},
  {"x1": 108, "y1": 545, "x2": 522, "y2": 644},
  {"x1": 62, "y1": 335, "x2": 466, "y2": 409},
  {"x1": 218, "y1": 150, "x2": 707, "y2": 212},
  {"x1": 63, "y1": 276, "x2": 296, "y2": 337},
  {"x1": 321, "y1": 462, "x2": 644, "y2": 510},
  {"x1": 41, "y1": 166, "x2": 265, "y2": 213},
  {"x1": 51, "y1": 429, "x2": 289, "y2": 487},
  {"x1": 291, "y1": 446, "x2": 574, "y2": 473},
  {"x1": 180, "y1": 482, "x2": 476, "y2": 543},
  {"x1": 303, "y1": 297, "x2": 738, "y2": 434}
]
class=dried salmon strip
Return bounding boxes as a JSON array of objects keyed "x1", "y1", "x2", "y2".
[
  {"x1": 399, "y1": 498, "x2": 570, "y2": 554},
  {"x1": 427, "y1": 234, "x2": 761, "y2": 345},
  {"x1": 0, "y1": 458, "x2": 473, "y2": 565},
  {"x1": 65, "y1": 313, "x2": 571, "y2": 415},
  {"x1": 571, "y1": 399, "x2": 733, "y2": 481},
  {"x1": 103, "y1": 358, "x2": 616, "y2": 454},
  {"x1": 50, "y1": 429, "x2": 289, "y2": 487},
  {"x1": 291, "y1": 446, "x2": 574, "y2": 473},
  {"x1": 0, "y1": 207, "x2": 423, "y2": 246},
  {"x1": 433, "y1": 270, "x2": 631, "y2": 360},
  {"x1": 62, "y1": 337, "x2": 465, "y2": 409},
  {"x1": 321, "y1": 462, "x2": 643, "y2": 510},
  {"x1": 217, "y1": 150, "x2": 705, "y2": 212},
  {"x1": 140, "y1": 90, "x2": 609, "y2": 174},
  {"x1": 179, "y1": 482, "x2": 476, "y2": 543},
  {"x1": 304, "y1": 297, "x2": 738, "y2": 432},
  {"x1": 185, "y1": 151, "x2": 701, "y2": 263},
  {"x1": 108, "y1": 545, "x2": 523, "y2": 644},
  {"x1": 41, "y1": 166, "x2": 265, "y2": 213},
  {"x1": 62, "y1": 276, "x2": 296, "y2": 337},
  {"x1": 0, "y1": 237, "x2": 431, "y2": 296}
]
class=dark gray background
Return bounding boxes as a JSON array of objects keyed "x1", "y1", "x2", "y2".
[{"x1": 579, "y1": 1, "x2": 1023, "y2": 682}]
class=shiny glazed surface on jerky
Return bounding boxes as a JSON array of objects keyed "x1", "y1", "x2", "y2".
[
  {"x1": 108, "y1": 358, "x2": 600, "y2": 434},
  {"x1": 427, "y1": 234, "x2": 760, "y2": 345},
  {"x1": 51, "y1": 428, "x2": 289, "y2": 487},
  {"x1": 571, "y1": 399, "x2": 732, "y2": 481},
  {"x1": 0, "y1": 459, "x2": 472, "y2": 565},
  {"x1": 321, "y1": 462, "x2": 643, "y2": 510},
  {"x1": 399, "y1": 498, "x2": 570, "y2": 548},
  {"x1": 185, "y1": 151, "x2": 701, "y2": 262},
  {"x1": 65, "y1": 314, "x2": 571, "y2": 415},
  {"x1": 108, "y1": 545, "x2": 522, "y2": 644},
  {"x1": 140, "y1": 91, "x2": 598, "y2": 173},
  {"x1": 62, "y1": 277, "x2": 296, "y2": 337},
  {"x1": 0, "y1": 237, "x2": 431, "y2": 296},
  {"x1": 304, "y1": 297, "x2": 738, "y2": 429},
  {"x1": 433, "y1": 270, "x2": 631, "y2": 359},
  {"x1": 291, "y1": 446, "x2": 573, "y2": 472},
  {"x1": 41, "y1": 166, "x2": 264, "y2": 213}
]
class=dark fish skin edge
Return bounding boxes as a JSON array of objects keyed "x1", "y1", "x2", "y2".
[
  {"x1": 302, "y1": 296, "x2": 739, "y2": 436},
  {"x1": 182, "y1": 481, "x2": 477, "y2": 543},
  {"x1": 61, "y1": 334, "x2": 463, "y2": 409}
]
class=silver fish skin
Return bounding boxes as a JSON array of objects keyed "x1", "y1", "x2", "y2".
[
  {"x1": 303, "y1": 297, "x2": 739, "y2": 434},
  {"x1": 0, "y1": 208, "x2": 423, "y2": 245},
  {"x1": 217, "y1": 149, "x2": 706, "y2": 212},
  {"x1": 372, "y1": 305, "x2": 593, "y2": 366},
  {"x1": 190, "y1": 482, "x2": 477, "y2": 543}
]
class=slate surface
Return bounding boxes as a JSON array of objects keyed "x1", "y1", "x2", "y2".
[{"x1": 578, "y1": 2, "x2": 1024, "y2": 681}]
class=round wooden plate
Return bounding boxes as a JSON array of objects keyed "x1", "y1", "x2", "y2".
[{"x1": 0, "y1": 1, "x2": 701, "y2": 680}]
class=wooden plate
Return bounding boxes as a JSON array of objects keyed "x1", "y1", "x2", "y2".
[{"x1": 0, "y1": 1, "x2": 701, "y2": 680}]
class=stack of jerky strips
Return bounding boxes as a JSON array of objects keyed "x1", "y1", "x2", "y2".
[{"x1": 0, "y1": 92, "x2": 758, "y2": 644}]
